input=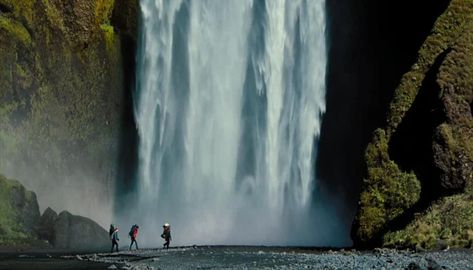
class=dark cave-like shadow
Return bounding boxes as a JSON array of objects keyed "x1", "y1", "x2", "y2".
[
  {"x1": 113, "y1": 12, "x2": 140, "y2": 212},
  {"x1": 389, "y1": 49, "x2": 451, "y2": 209},
  {"x1": 315, "y1": 0, "x2": 451, "y2": 238},
  {"x1": 367, "y1": 49, "x2": 453, "y2": 247}
]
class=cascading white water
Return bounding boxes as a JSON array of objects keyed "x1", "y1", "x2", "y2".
[{"x1": 133, "y1": 0, "x2": 326, "y2": 246}]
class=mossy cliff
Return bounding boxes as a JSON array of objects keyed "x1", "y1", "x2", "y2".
[
  {"x1": 0, "y1": 174, "x2": 44, "y2": 247},
  {"x1": 353, "y1": 0, "x2": 473, "y2": 249},
  {"x1": 0, "y1": 0, "x2": 137, "y2": 225},
  {"x1": 0, "y1": 174, "x2": 110, "y2": 249}
]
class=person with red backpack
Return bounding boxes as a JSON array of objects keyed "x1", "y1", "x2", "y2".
[{"x1": 129, "y1": 224, "x2": 139, "y2": 250}]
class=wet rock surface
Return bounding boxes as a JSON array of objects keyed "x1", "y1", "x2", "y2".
[
  {"x1": 0, "y1": 175, "x2": 42, "y2": 247},
  {"x1": 353, "y1": 0, "x2": 473, "y2": 248},
  {"x1": 51, "y1": 211, "x2": 109, "y2": 251},
  {"x1": 9, "y1": 183, "x2": 41, "y2": 234},
  {"x1": 56, "y1": 246, "x2": 473, "y2": 270},
  {"x1": 37, "y1": 207, "x2": 58, "y2": 243},
  {"x1": 0, "y1": 174, "x2": 109, "y2": 250}
]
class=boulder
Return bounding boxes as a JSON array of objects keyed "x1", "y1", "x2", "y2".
[
  {"x1": 52, "y1": 211, "x2": 109, "y2": 251},
  {"x1": 37, "y1": 207, "x2": 58, "y2": 243}
]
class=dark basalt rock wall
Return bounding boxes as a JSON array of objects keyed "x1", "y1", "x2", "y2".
[
  {"x1": 352, "y1": 0, "x2": 473, "y2": 249},
  {"x1": 37, "y1": 207, "x2": 57, "y2": 243},
  {"x1": 316, "y1": 0, "x2": 450, "y2": 240},
  {"x1": 49, "y1": 210, "x2": 110, "y2": 251}
]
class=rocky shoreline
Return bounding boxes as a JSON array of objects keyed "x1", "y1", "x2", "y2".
[{"x1": 2, "y1": 246, "x2": 471, "y2": 270}]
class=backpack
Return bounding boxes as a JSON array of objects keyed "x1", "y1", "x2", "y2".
[{"x1": 129, "y1": 225, "x2": 138, "y2": 237}]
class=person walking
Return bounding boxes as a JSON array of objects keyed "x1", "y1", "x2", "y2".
[
  {"x1": 110, "y1": 224, "x2": 120, "y2": 253},
  {"x1": 129, "y1": 224, "x2": 139, "y2": 250},
  {"x1": 161, "y1": 223, "x2": 171, "y2": 249}
]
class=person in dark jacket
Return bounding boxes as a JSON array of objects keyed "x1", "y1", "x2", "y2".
[
  {"x1": 129, "y1": 224, "x2": 139, "y2": 250},
  {"x1": 110, "y1": 224, "x2": 120, "y2": 253},
  {"x1": 161, "y1": 223, "x2": 171, "y2": 249}
]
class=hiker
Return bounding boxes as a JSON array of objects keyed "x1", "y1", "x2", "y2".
[
  {"x1": 110, "y1": 224, "x2": 120, "y2": 253},
  {"x1": 129, "y1": 224, "x2": 139, "y2": 250},
  {"x1": 109, "y1": 224, "x2": 115, "y2": 238},
  {"x1": 161, "y1": 223, "x2": 171, "y2": 249}
]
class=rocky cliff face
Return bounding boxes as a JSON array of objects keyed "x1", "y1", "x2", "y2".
[
  {"x1": 319, "y1": 0, "x2": 450, "y2": 242},
  {"x1": 353, "y1": 0, "x2": 473, "y2": 249},
  {"x1": 1, "y1": 174, "x2": 110, "y2": 250},
  {"x1": 0, "y1": 0, "x2": 137, "y2": 226},
  {"x1": 0, "y1": 174, "x2": 43, "y2": 247},
  {"x1": 45, "y1": 210, "x2": 110, "y2": 251}
]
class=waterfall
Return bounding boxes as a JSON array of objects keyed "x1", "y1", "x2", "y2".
[{"x1": 132, "y1": 0, "x2": 326, "y2": 246}]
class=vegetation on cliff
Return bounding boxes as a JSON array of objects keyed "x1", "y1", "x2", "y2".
[
  {"x1": 0, "y1": 0, "x2": 137, "y2": 223},
  {"x1": 0, "y1": 174, "x2": 43, "y2": 247},
  {"x1": 384, "y1": 194, "x2": 473, "y2": 249},
  {"x1": 0, "y1": 174, "x2": 110, "y2": 250},
  {"x1": 353, "y1": 0, "x2": 473, "y2": 248}
]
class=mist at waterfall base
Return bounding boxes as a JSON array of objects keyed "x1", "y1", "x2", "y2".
[{"x1": 116, "y1": 0, "x2": 350, "y2": 247}]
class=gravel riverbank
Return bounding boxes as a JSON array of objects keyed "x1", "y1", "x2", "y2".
[{"x1": 1, "y1": 247, "x2": 472, "y2": 269}]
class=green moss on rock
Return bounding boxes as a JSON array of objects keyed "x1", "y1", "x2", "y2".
[
  {"x1": 355, "y1": 129, "x2": 421, "y2": 242},
  {"x1": 0, "y1": 0, "x2": 138, "y2": 223},
  {"x1": 0, "y1": 174, "x2": 43, "y2": 247},
  {"x1": 0, "y1": 0, "x2": 35, "y2": 25},
  {"x1": 100, "y1": 23, "x2": 117, "y2": 52},
  {"x1": 386, "y1": 0, "x2": 473, "y2": 135},
  {"x1": 95, "y1": 0, "x2": 115, "y2": 25},
  {"x1": 353, "y1": 0, "x2": 473, "y2": 247},
  {"x1": 0, "y1": 15, "x2": 31, "y2": 45},
  {"x1": 384, "y1": 194, "x2": 473, "y2": 250}
]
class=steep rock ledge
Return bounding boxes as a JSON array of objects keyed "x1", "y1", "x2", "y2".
[
  {"x1": 317, "y1": 0, "x2": 450, "y2": 240},
  {"x1": 0, "y1": 0, "x2": 137, "y2": 225},
  {"x1": 0, "y1": 174, "x2": 42, "y2": 248},
  {"x1": 353, "y1": 0, "x2": 473, "y2": 249},
  {"x1": 0, "y1": 174, "x2": 109, "y2": 250}
]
